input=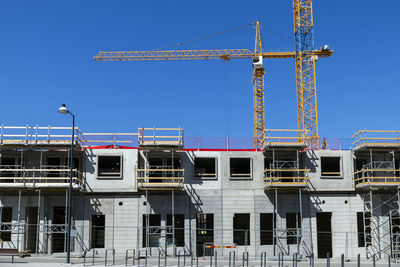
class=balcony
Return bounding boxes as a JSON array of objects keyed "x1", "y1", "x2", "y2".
[
  {"x1": 263, "y1": 161, "x2": 310, "y2": 189},
  {"x1": 136, "y1": 168, "x2": 184, "y2": 190},
  {"x1": 353, "y1": 130, "x2": 400, "y2": 150},
  {"x1": 354, "y1": 161, "x2": 400, "y2": 189},
  {"x1": 0, "y1": 166, "x2": 83, "y2": 190}
]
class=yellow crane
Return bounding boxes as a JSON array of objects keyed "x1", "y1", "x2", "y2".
[{"x1": 94, "y1": 1, "x2": 332, "y2": 149}]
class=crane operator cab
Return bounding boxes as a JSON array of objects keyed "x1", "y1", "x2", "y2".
[{"x1": 252, "y1": 56, "x2": 263, "y2": 68}]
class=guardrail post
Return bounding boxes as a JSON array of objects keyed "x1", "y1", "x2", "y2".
[
  {"x1": 242, "y1": 251, "x2": 249, "y2": 267},
  {"x1": 357, "y1": 254, "x2": 360, "y2": 267},
  {"x1": 293, "y1": 253, "x2": 297, "y2": 267},
  {"x1": 229, "y1": 251, "x2": 235, "y2": 267},
  {"x1": 92, "y1": 249, "x2": 95, "y2": 265},
  {"x1": 209, "y1": 249, "x2": 213, "y2": 267},
  {"x1": 138, "y1": 250, "x2": 141, "y2": 267},
  {"x1": 373, "y1": 254, "x2": 376, "y2": 267},
  {"x1": 105, "y1": 249, "x2": 108, "y2": 266},
  {"x1": 178, "y1": 250, "x2": 181, "y2": 267},
  {"x1": 326, "y1": 253, "x2": 330, "y2": 267},
  {"x1": 113, "y1": 249, "x2": 115, "y2": 266},
  {"x1": 158, "y1": 250, "x2": 161, "y2": 267},
  {"x1": 145, "y1": 250, "x2": 148, "y2": 267},
  {"x1": 214, "y1": 251, "x2": 217, "y2": 267},
  {"x1": 341, "y1": 253, "x2": 344, "y2": 267},
  {"x1": 184, "y1": 250, "x2": 187, "y2": 266},
  {"x1": 260, "y1": 251, "x2": 265, "y2": 267}
]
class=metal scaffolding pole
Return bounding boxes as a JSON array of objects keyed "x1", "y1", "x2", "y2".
[
  {"x1": 17, "y1": 189, "x2": 21, "y2": 252},
  {"x1": 273, "y1": 188, "x2": 277, "y2": 256},
  {"x1": 172, "y1": 189, "x2": 175, "y2": 255},
  {"x1": 171, "y1": 149, "x2": 175, "y2": 256},
  {"x1": 298, "y1": 189, "x2": 303, "y2": 255},
  {"x1": 145, "y1": 190, "x2": 149, "y2": 249},
  {"x1": 35, "y1": 190, "x2": 41, "y2": 253}
]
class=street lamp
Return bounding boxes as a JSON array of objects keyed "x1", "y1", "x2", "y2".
[{"x1": 58, "y1": 104, "x2": 75, "y2": 264}]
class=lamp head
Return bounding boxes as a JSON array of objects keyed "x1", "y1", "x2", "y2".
[{"x1": 58, "y1": 104, "x2": 69, "y2": 114}]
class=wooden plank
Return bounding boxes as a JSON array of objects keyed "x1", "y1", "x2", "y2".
[
  {"x1": 264, "y1": 169, "x2": 309, "y2": 172},
  {"x1": 263, "y1": 177, "x2": 310, "y2": 181},
  {"x1": 137, "y1": 169, "x2": 184, "y2": 172},
  {"x1": 354, "y1": 169, "x2": 400, "y2": 174},
  {"x1": 265, "y1": 129, "x2": 309, "y2": 132},
  {"x1": 137, "y1": 177, "x2": 184, "y2": 180}
]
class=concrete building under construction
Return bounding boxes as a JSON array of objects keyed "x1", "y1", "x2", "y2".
[{"x1": 0, "y1": 126, "x2": 399, "y2": 262}]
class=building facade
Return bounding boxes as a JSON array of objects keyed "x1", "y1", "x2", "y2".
[{"x1": 0, "y1": 126, "x2": 399, "y2": 261}]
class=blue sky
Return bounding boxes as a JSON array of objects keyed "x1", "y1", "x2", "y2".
[{"x1": 0, "y1": 1, "x2": 399, "y2": 139}]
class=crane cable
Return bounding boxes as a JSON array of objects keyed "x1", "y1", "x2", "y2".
[
  {"x1": 153, "y1": 23, "x2": 255, "y2": 51},
  {"x1": 153, "y1": 22, "x2": 291, "y2": 51}
]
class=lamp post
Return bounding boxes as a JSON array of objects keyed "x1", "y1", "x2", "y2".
[{"x1": 58, "y1": 104, "x2": 75, "y2": 264}]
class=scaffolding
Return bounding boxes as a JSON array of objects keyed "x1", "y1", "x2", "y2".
[
  {"x1": 353, "y1": 130, "x2": 400, "y2": 260},
  {"x1": 0, "y1": 126, "x2": 83, "y2": 253},
  {"x1": 138, "y1": 128, "x2": 186, "y2": 256},
  {"x1": 262, "y1": 131, "x2": 310, "y2": 258}
]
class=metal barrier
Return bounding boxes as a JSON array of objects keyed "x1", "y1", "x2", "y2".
[
  {"x1": 105, "y1": 249, "x2": 115, "y2": 266},
  {"x1": 125, "y1": 249, "x2": 135, "y2": 266},
  {"x1": 326, "y1": 253, "x2": 330, "y2": 267},
  {"x1": 229, "y1": 251, "x2": 236, "y2": 267},
  {"x1": 260, "y1": 251, "x2": 266, "y2": 267},
  {"x1": 83, "y1": 249, "x2": 96, "y2": 266},
  {"x1": 242, "y1": 251, "x2": 249, "y2": 267}
]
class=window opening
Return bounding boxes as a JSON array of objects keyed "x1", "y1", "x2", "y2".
[
  {"x1": 233, "y1": 213, "x2": 250, "y2": 245},
  {"x1": 357, "y1": 212, "x2": 365, "y2": 247},
  {"x1": 196, "y1": 214, "x2": 214, "y2": 256},
  {"x1": 260, "y1": 213, "x2": 274, "y2": 245},
  {"x1": 230, "y1": 158, "x2": 251, "y2": 178},
  {"x1": 286, "y1": 213, "x2": 301, "y2": 244},
  {"x1": 98, "y1": 156, "x2": 122, "y2": 178},
  {"x1": 0, "y1": 207, "x2": 12, "y2": 241},
  {"x1": 91, "y1": 214, "x2": 105, "y2": 248},
  {"x1": 194, "y1": 158, "x2": 216, "y2": 178},
  {"x1": 316, "y1": 212, "x2": 332, "y2": 258},
  {"x1": 52, "y1": 207, "x2": 66, "y2": 253},
  {"x1": 142, "y1": 214, "x2": 161, "y2": 247},
  {"x1": 167, "y1": 214, "x2": 185, "y2": 247},
  {"x1": 321, "y1": 157, "x2": 341, "y2": 177}
]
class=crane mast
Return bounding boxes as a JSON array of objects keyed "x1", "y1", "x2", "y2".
[
  {"x1": 252, "y1": 21, "x2": 265, "y2": 149},
  {"x1": 94, "y1": 1, "x2": 332, "y2": 149},
  {"x1": 293, "y1": 0, "x2": 319, "y2": 148}
]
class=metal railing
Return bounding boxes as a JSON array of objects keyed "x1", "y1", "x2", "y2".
[
  {"x1": 354, "y1": 161, "x2": 400, "y2": 188},
  {"x1": 136, "y1": 168, "x2": 184, "y2": 189},
  {"x1": 353, "y1": 130, "x2": 400, "y2": 149},
  {"x1": 138, "y1": 128, "x2": 183, "y2": 147},
  {"x1": 0, "y1": 165, "x2": 83, "y2": 188},
  {"x1": 263, "y1": 168, "x2": 310, "y2": 188},
  {"x1": 0, "y1": 125, "x2": 81, "y2": 145}
]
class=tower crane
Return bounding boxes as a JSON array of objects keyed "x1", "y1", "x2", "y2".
[{"x1": 94, "y1": 0, "x2": 332, "y2": 149}]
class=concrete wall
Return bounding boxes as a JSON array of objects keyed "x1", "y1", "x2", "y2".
[
  {"x1": 84, "y1": 149, "x2": 138, "y2": 193},
  {"x1": 1, "y1": 148, "x2": 398, "y2": 260}
]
